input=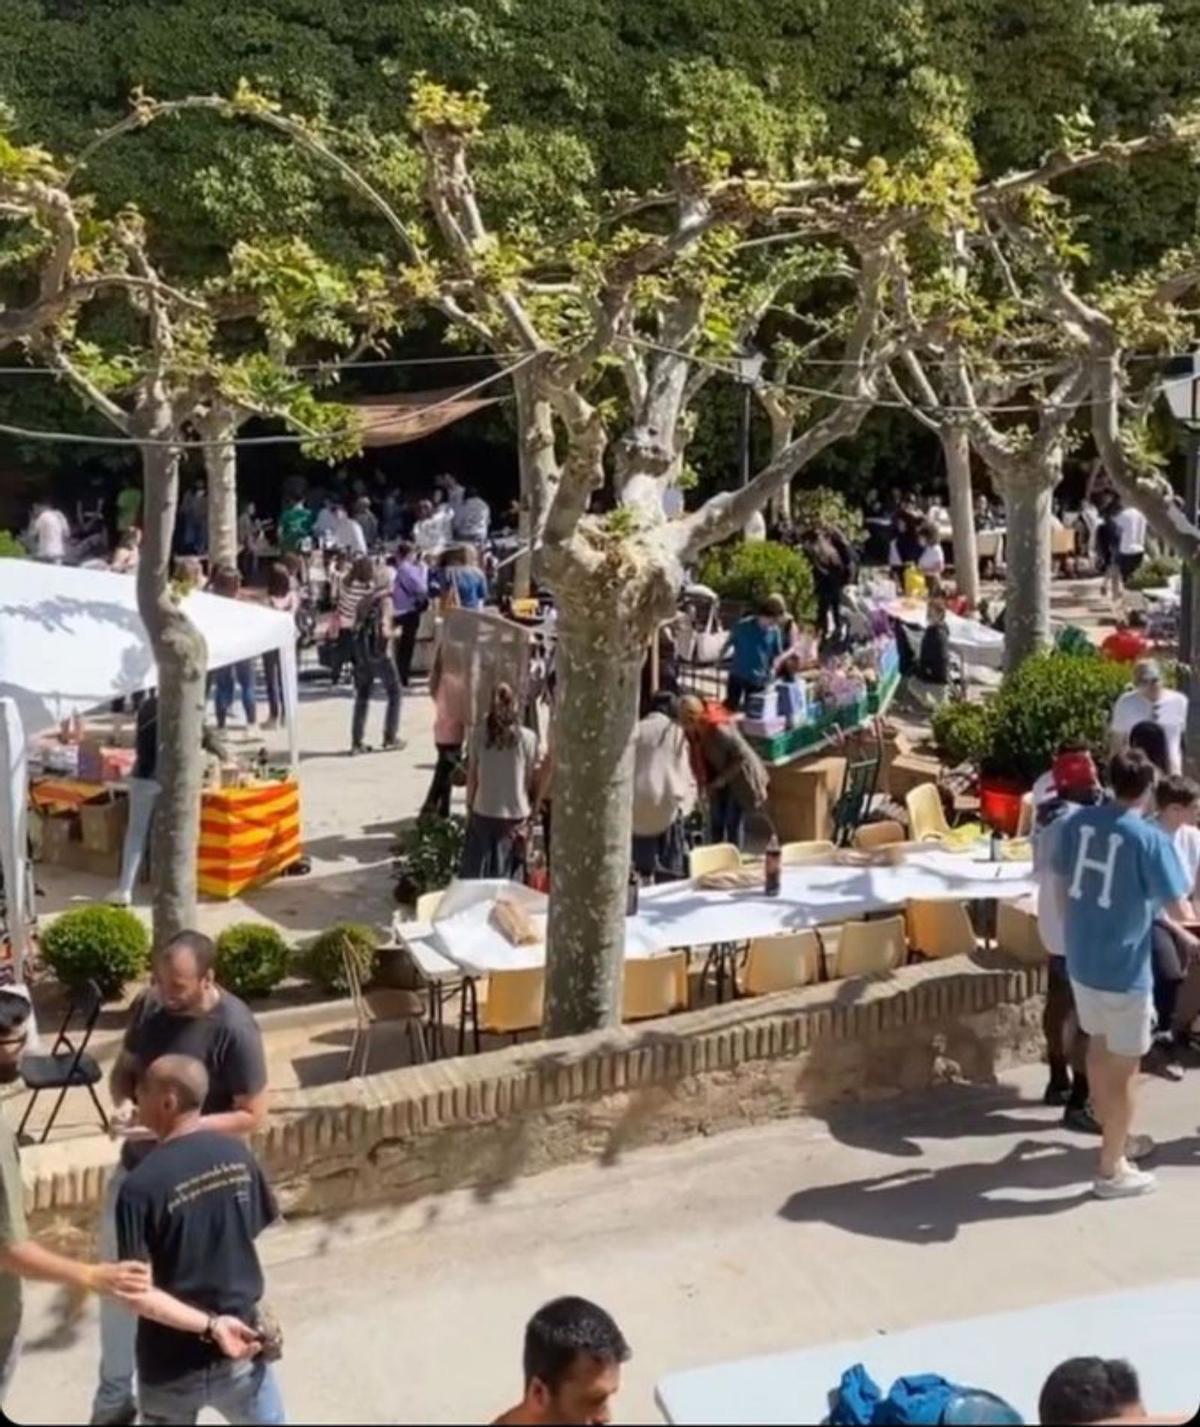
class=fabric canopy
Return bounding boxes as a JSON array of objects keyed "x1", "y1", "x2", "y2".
[
  {"x1": 0, "y1": 559, "x2": 300, "y2": 984},
  {"x1": 348, "y1": 386, "x2": 502, "y2": 447}
]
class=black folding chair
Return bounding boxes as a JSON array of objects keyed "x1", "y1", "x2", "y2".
[
  {"x1": 17, "y1": 978, "x2": 108, "y2": 1144},
  {"x1": 831, "y1": 754, "x2": 881, "y2": 847}
]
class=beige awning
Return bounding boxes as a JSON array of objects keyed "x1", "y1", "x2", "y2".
[{"x1": 348, "y1": 386, "x2": 503, "y2": 447}]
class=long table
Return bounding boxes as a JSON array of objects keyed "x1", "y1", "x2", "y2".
[{"x1": 404, "y1": 852, "x2": 1035, "y2": 977}]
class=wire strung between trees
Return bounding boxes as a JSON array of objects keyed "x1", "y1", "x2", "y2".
[
  {"x1": 0, "y1": 352, "x2": 535, "y2": 449},
  {"x1": 0, "y1": 350, "x2": 527, "y2": 376}
]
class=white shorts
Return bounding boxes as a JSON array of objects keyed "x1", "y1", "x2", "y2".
[{"x1": 1070, "y1": 981, "x2": 1154, "y2": 1059}]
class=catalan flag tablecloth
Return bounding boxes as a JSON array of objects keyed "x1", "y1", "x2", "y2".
[{"x1": 197, "y1": 778, "x2": 302, "y2": 899}]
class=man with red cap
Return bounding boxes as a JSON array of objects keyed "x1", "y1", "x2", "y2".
[{"x1": 1034, "y1": 742, "x2": 1105, "y2": 1129}]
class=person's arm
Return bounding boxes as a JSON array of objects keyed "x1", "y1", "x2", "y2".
[
  {"x1": 116, "y1": 1287, "x2": 261, "y2": 1358},
  {"x1": 198, "y1": 1089, "x2": 269, "y2": 1139},
  {"x1": 0, "y1": 1240, "x2": 151, "y2": 1298},
  {"x1": 197, "y1": 1016, "x2": 269, "y2": 1138},
  {"x1": 109, "y1": 994, "x2": 147, "y2": 1106}
]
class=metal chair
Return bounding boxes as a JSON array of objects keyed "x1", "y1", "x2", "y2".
[
  {"x1": 688, "y1": 843, "x2": 741, "y2": 878},
  {"x1": 342, "y1": 938, "x2": 427, "y2": 1078},
  {"x1": 18, "y1": 978, "x2": 108, "y2": 1143},
  {"x1": 831, "y1": 755, "x2": 881, "y2": 846},
  {"x1": 743, "y1": 930, "x2": 826, "y2": 994}
]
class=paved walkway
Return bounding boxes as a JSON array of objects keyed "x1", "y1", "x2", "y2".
[{"x1": 9, "y1": 1063, "x2": 1200, "y2": 1425}]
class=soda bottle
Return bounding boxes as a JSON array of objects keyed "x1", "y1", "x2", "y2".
[{"x1": 764, "y1": 832, "x2": 782, "y2": 897}]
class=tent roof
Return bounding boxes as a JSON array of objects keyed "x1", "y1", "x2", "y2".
[
  {"x1": 0, "y1": 559, "x2": 295, "y2": 738},
  {"x1": 348, "y1": 386, "x2": 502, "y2": 447}
]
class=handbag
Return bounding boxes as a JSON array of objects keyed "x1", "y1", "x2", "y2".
[{"x1": 691, "y1": 604, "x2": 727, "y2": 665}]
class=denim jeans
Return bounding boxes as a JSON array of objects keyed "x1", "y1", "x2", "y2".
[
  {"x1": 351, "y1": 653, "x2": 401, "y2": 749},
  {"x1": 115, "y1": 777, "x2": 159, "y2": 900},
  {"x1": 93, "y1": 1167, "x2": 137, "y2": 1420},
  {"x1": 708, "y1": 786, "x2": 745, "y2": 849},
  {"x1": 214, "y1": 661, "x2": 258, "y2": 728},
  {"x1": 138, "y1": 1359, "x2": 286, "y2": 1426}
]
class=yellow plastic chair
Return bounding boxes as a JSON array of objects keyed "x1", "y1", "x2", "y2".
[
  {"x1": 475, "y1": 967, "x2": 545, "y2": 1044},
  {"x1": 743, "y1": 931, "x2": 825, "y2": 995},
  {"x1": 622, "y1": 953, "x2": 689, "y2": 1021},
  {"x1": 906, "y1": 900, "x2": 977, "y2": 960},
  {"x1": 996, "y1": 898, "x2": 1048, "y2": 964},
  {"x1": 833, "y1": 916, "x2": 908, "y2": 978},
  {"x1": 416, "y1": 889, "x2": 446, "y2": 922},
  {"x1": 780, "y1": 840, "x2": 836, "y2": 865},
  {"x1": 906, "y1": 783, "x2": 953, "y2": 843},
  {"x1": 689, "y1": 842, "x2": 742, "y2": 878},
  {"x1": 852, "y1": 820, "x2": 907, "y2": 851}
]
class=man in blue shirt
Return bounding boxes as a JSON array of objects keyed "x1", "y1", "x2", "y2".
[
  {"x1": 724, "y1": 594, "x2": 787, "y2": 712},
  {"x1": 1051, "y1": 749, "x2": 1193, "y2": 1199}
]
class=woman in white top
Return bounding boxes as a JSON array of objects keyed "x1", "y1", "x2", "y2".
[{"x1": 916, "y1": 522, "x2": 946, "y2": 579}]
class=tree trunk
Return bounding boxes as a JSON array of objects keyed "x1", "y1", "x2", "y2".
[
  {"x1": 513, "y1": 367, "x2": 557, "y2": 598},
  {"x1": 942, "y1": 425, "x2": 979, "y2": 606},
  {"x1": 201, "y1": 404, "x2": 239, "y2": 572},
  {"x1": 540, "y1": 530, "x2": 679, "y2": 1037},
  {"x1": 137, "y1": 436, "x2": 208, "y2": 944},
  {"x1": 1001, "y1": 474, "x2": 1053, "y2": 671},
  {"x1": 767, "y1": 406, "x2": 794, "y2": 526}
]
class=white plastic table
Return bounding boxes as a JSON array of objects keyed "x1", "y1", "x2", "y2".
[
  {"x1": 884, "y1": 598, "x2": 1006, "y2": 670},
  {"x1": 411, "y1": 854, "x2": 1034, "y2": 976},
  {"x1": 654, "y1": 1279, "x2": 1200, "y2": 1424}
]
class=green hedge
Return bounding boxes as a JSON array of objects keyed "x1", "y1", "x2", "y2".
[
  {"x1": 303, "y1": 923, "x2": 380, "y2": 995},
  {"x1": 215, "y1": 923, "x2": 291, "y2": 999},
  {"x1": 696, "y1": 539, "x2": 814, "y2": 620},
  {"x1": 932, "y1": 651, "x2": 1133, "y2": 785},
  {"x1": 41, "y1": 904, "x2": 150, "y2": 1001}
]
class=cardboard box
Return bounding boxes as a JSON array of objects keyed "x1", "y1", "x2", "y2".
[
  {"x1": 40, "y1": 812, "x2": 79, "y2": 863},
  {"x1": 79, "y1": 795, "x2": 128, "y2": 854}
]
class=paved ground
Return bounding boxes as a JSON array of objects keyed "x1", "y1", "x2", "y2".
[{"x1": 9, "y1": 1063, "x2": 1200, "y2": 1425}]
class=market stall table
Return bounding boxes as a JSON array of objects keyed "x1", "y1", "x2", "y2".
[
  {"x1": 884, "y1": 597, "x2": 1005, "y2": 671},
  {"x1": 654, "y1": 1280, "x2": 1200, "y2": 1425}
]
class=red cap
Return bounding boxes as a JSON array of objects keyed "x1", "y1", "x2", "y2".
[{"x1": 1052, "y1": 749, "x2": 1099, "y2": 794}]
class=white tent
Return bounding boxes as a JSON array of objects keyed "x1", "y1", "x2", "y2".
[{"x1": 0, "y1": 559, "x2": 300, "y2": 984}]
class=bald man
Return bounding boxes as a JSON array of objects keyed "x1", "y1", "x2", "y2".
[{"x1": 114, "y1": 1055, "x2": 284, "y2": 1426}]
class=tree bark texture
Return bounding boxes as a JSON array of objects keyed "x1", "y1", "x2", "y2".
[
  {"x1": 540, "y1": 527, "x2": 680, "y2": 1037},
  {"x1": 1001, "y1": 474, "x2": 1052, "y2": 671},
  {"x1": 767, "y1": 406, "x2": 794, "y2": 526},
  {"x1": 136, "y1": 437, "x2": 208, "y2": 945},
  {"x1": 512, "y1": 366, "x2": 557, "y2": 598},
  {"x1": 942, "y1": 425, "x2": 979, "y2": 606},
  {"x1": 202, "y1": 405, "x2": 239, "y2": 572}
]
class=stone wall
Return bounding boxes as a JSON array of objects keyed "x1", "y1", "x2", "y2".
[{"x1": 25, "y1": 955, "x2": 1047, "y2": 1231}]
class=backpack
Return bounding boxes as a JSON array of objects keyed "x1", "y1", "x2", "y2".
[{"x1": 354, "y1": 591, "x2": 389, "y2": 662}]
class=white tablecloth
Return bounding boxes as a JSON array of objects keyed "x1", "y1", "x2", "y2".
[
  {"x1": 416, "y1": 854, "x2": 1034, "y2": 975},
  {"x1": 655, "y1": 1280, "x2": 1200, "y2": 1424},
  {"x1": 884, "y1": 598, "x2": 1005, "y2": 670}
]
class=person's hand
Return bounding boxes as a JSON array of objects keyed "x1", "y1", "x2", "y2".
[
  {"x1": 212, "y1": 1316, "x2": 263, "y2": 1360},
  {"x1": 93, "y1": 1260, "x2": 153, "y2": 1299}
]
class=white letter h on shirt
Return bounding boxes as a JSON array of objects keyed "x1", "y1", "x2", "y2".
[{"x1": 1067, "y1": 826, "x2": 1123, "y2": 910}]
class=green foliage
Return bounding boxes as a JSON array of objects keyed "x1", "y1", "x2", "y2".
[
  {"x1": 392, "y1": 814, "x2": 466, "y2": 903},
  {"x1": 0, "y1": 530, "x2": 27, "y2": 558},
  {"x1": 789, "y1": 486, "x2": 866, "y2": 542},
  {"x1": 1127, "y1": 552, "x2": 1181, "y2": 591},
  {"x1": 931, "y1": 699, "x2": 996, "y2": 768},
  {"x1": 983, "y1": 652, "x2": 1133, "y2": 785},
  {"x1": 214, "y1": 922, "x2": 290, "y2": 999},
  {"x1": 41, "y1": 903, "x2": 149, "y2": 1001},
  {"x1": 303, "y1": 922, "x2": 379, "y2": 995},
  {"x1": 697, "y1": 539, "x2": 814, "y2": 619}
]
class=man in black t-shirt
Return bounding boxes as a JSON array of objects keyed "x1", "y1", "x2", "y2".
[
  {"x1": 91, "y1": 931, "x2": 269, "y2": 1426},
  {"x1": 115, "y1": 1055, "x2": 282, "y2": 1426}
]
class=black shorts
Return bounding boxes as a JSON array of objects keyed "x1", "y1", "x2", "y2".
[{"x1": 1117, "y1": 551, "x2": 1144, "y2": 581}]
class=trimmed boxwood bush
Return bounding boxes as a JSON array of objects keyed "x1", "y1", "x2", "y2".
[
  {"x1": 303, "y1": 923, "x2": 379, "y2": 995},
  {"x1": 932, "y1": 652, "x2": 1133, "y2": 785},
  {"x1": 392, "y1": 814, "x2": 465, "y2": 905},
  {"x1": 696, "y1": 539, "x2": 814, "y2": 620},
  {"x1": 215, "y1": 923, "x2": 290, "y2": 999},
  {"x1": 42, "y1": 904, "x2": 150, "y2": 1000}
]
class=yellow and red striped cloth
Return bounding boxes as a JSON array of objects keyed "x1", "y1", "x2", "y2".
[{"x1": 197, "y1": 778, "x2": 302, "y2": 899}]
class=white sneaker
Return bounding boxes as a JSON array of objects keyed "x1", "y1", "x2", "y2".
[
  {"x1": 1093, "y1": 1159, "x2": 1157, "y2": 1199},
  {"x1": 107, "y1": 889, "x2": 132, "y2": 907}
]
